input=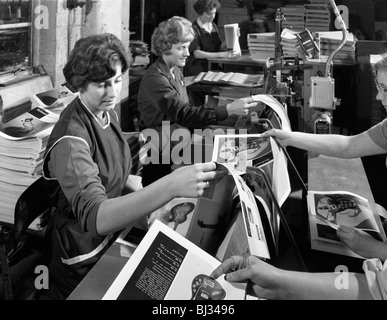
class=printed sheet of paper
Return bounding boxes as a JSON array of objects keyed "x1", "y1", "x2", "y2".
[
  {"x1": 147, "y1": 197, "x2": 199, "y2": 237},
  {"x1": 32, "y1": 86, "x2": 78, "y2": 113},
  {"x1": 212, "y1": 134, "x2": 291, "y2": 207},
  {"x1": 254, "y1": 194, "x2": 276, "y2": 249},
  {"x1": 251, "y1": 94, "x2": 292, "y2": 131},
  {"x1": 213, "y1": 163, "x2": 271, "y2": 260},
  {"x1": 103, "y1": 220, "x2": 246, "y2": 300},
  {"x1": 0, "y1": 106, "x2": 58, "y2": 140},
  {"x1": 308, "y1": 190, "x2": 381, "y2": 233},
  {"x1": 211, "y1": 133, "x2": 290, "y2": 253},
  {"x1": 212, "y1": 134, "x2": 274, "y2": 175},
  {"x1": 270, "y1": 137, "x2": 291, "y2": 207},
  {"x1": 230, "y1": 172, "x2": 271, "y2": 259},
  {"x1": 307, "y1": 190, "x2": 384, "y2": 258}
]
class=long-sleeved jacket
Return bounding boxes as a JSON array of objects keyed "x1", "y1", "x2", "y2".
[{"x1": 137, "y1": 57, "x2": 228, "y2": 131}]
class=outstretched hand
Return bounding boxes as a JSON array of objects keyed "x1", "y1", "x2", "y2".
[
  {"x1": 261, "y1": 128, "x2": 292, "y2": 147},
  {"x1": 226, "y1": 97, "x2": 258, "y2": 116},
  {"x1": 210, "y1": 254, "x2": 283, "y2": 300},
  {"x1": 168, "y1": 162, "x2": 228, "y2": 198},
  {"x1": 337, "y1": 225, "x2": 385, "y2": 259}
]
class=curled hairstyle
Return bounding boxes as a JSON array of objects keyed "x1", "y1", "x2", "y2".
[
  {"x1": 63, "y1": 33, "x2": 130, "y2": 91},
  {"x1": 151, "y1": 16, "x2": 194, "y2": 56},
  {"x1": 372, "y1": 52, "x2": 387, "y2": 76},
  {"x1": 193, "y1": 0, "x2": 221, "y2": 15}
]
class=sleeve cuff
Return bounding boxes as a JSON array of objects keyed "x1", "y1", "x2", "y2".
[{"x1": 215, "y1": 105, "x2": 228, "y2": 122}]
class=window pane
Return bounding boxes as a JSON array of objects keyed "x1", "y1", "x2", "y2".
[{"x1": 0, "y1": 0, "x2": 32, "y2": 74}]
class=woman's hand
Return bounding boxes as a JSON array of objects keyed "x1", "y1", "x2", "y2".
[
  {"x1": 167, "y1": 162, "x2": 228, "y2": 198},
  {"x1": 226, "y1": 97, "x2": 258, "y2": 116},
  {"x1": 261, "y1": 128, "x2": 293, "y2": 147},
  {"x1": 337, "y1": 225, "x2": 386, "y2": 260},
  {"x1": 210, "y1": 254, "x2": 284, "y2": 300},
  {"x1": 218, "y1": 51, "x2": 237, "y2": 59}
]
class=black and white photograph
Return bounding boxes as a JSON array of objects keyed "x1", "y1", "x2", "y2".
[{"x1": 1, "y1": 0, "x2": 387, "y2": 305}]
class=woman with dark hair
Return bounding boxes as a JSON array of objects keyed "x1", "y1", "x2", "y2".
[
  {"x1": 185, "y1": 0, "x2": 235, "y2": 76},
  {"x1": 42, "y1": 33, "x2": 226, "y2": 299},
  {"x1": 138, "y1": 16, "x2": 257, "y2": 186}
]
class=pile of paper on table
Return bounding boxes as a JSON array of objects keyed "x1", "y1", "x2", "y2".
[
  {"x1": 0, "y1": 86, "x2": 76, "y2": 229},
  {"x1": 247, "y1": 32, "x2": 276, "y2": 60},
  {"x1": 317, "y1": 31, "x2": 357, "y2": 65}
]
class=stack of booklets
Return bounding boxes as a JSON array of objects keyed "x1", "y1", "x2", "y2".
[
  {"x1": 247, "y1": 32, "x2": 276, "y2": 60},
  {"x1": 317, "y1": 31, "x2": 357, "y2": 65},
  {"x1": 192, "y1": 71, "x2": 264, "y2": 88},
  {"x1": 0, "y1": 106, "x2": 59, "y2": 229},
  {"x1": 304, "y1": 3, "x2": 331, "y2": 32},
  {"x1": 0, "y1": 87, "x2": 76, "y2": 229},
  {"x1": 281, "y1": 28, "x2": 301, "y2": 57},
  {"x1": 280, "y1": 5, "x2": 306, "y2": 32}
]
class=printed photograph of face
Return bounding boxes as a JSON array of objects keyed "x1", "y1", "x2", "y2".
[{"x1": 148, "y1": 200, "x2": 196, "y2": 231}]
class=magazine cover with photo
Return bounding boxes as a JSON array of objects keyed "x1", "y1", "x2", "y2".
[
  {"x1": 32, "y1": 86, "x2": 78, "y2": 113},
  {"x1": 0, "y1": 106, "x2": 58, "y2": 140},
  {"x1": 308, "y1": 190, "x2": 385, "y2": 258},
  {"x1": 213, "y1": 134, "x2": 274, "y2": 171},
  {"x1": 311, "y1": 192, "x2": 381, "y2": 234},
  {"x1": 148, "y1": 197, "x2": 198, "y2": 236}
]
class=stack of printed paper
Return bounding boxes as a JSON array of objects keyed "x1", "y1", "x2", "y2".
[
  {"x1": 281, "y1": 28, "x2": 301, "y2": 57},
  {"x1": 0, "y1": 106, "x2": 58, "y2": 229},
  {"x1": 281, "y1": 5, "x2": 306, "y2": 32},
  {"x1": 305, "y1": 3, "x2": 331, "y2": 32},
  {"x1": 317, "y1": 31, "x2": 357, "y2": 64},
  {"x1": 247, "y1": 32, "x2": 276, "y2": 60}
]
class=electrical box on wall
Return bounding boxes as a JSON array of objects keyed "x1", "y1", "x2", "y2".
[
  {"x1": 312, "y1": 110, "x2": 332, "y2": 134},
  {"x1": 309, "y1": 76, "x2": 336, "y2": 110}
]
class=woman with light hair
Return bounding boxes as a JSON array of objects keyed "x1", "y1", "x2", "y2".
[{"x1": 137, "y1": 16, "x2": 257, "y2": 186}]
